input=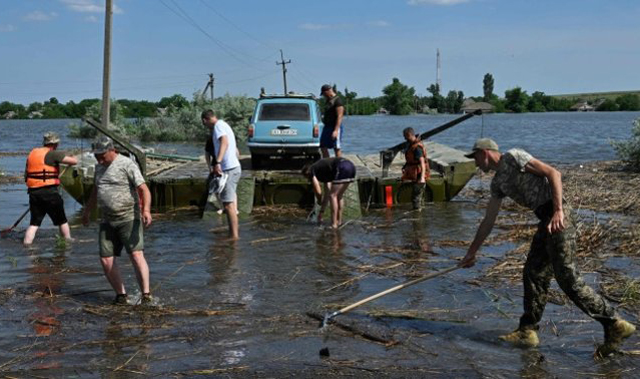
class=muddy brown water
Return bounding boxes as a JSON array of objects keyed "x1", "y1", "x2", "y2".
[
  {"x1": 1, "y1": 179, "x2": 639, "y2": 377},
  {"x1": 3, "y1": 115, "x2": 640, "y2": 376}
]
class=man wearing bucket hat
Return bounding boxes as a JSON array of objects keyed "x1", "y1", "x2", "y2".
[
  {"x1": 458, "y1": 138, "x2": 634, "y2": 357},
  {"x1": 319, "y1": 84, "x2": 345, "y2": 158},
  {"x1": 23, "y1": 132, "x2": 78, "y2": 245},
  {"x1": 82, "y1": 136, "x2": 153, "y2": 306}
]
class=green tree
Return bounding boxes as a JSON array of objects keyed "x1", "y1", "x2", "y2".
[
  {"x1": 343, "y1": 87, "x2": 358, "y2": 115},
  {"x1": 528, "y1": 91, "x2": 548, "y2": 112},
  {"x1": 611, "y1": 118, "x2": 640, "y2": 171},
  {"x1": 504, "y1": 87, "x2": 529, "y2": 113},
  {"x1": 455, "y1": 91, "x2": 464, "y2": 113},
  {"x1": 427, "y1": 83, "x2": 444, "y2": 112},
  {"x1": 483, "y1": 73, "x2": 494, "y2": 102},
  {"x1": 443, "y1": 91, "x2": 457, "y2": 113},
  {"x1": 158, "y1": 94, "x2": 189, "y2": 110},
  {"x1": 596, "y1": 99, "x2": 619, "y2": 111},
  {"x1": 0, "y1": 101, "x2": 17, "y2": 115},
  {"x1": 382, "y1": 78, "x2": 416, "y2": 115},
  {"x1": 139, "y1": 93, "x2": 255, "y2": 142},
  {"x1": 616, "y1": 94, "x2": 640, "y2": 111},
  {"x1": 68, "y1": 100, "x2": 133, "y2": 139}
]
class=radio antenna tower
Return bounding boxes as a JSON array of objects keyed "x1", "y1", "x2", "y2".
[{"x1": 436, "y1": 48, "x2": 442, "y2": 90}]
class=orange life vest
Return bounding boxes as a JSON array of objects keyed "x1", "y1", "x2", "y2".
[
  {"x1": 25, "y1": 147, "x2": 60, "y2": 189},
  {"x1": 402, "y1": 140, "x2": 430, "y2": 182}
]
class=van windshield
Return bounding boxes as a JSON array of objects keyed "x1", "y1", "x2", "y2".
[{"x1": 259, "y1": 103, "x2": 311, "y2": 121}]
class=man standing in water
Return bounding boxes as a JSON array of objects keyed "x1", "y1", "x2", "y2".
[
  {"x1": 24, "y1": 132, "x2": 78, "y2": 245},
  {"x1": 201, "y1": 110, "x2": 241, "y2": 240},
  {"x1": 319, "y1": 84, "x2": 345, "y2": 158},
  {"x1": 302, "y1": 157, "x2": 356, "y2": 229},
  {"x1": 459, "y1": 138, "x2": 634, "y2": 357},
  {"x1": 401, "y1": 127, "x2": 429, "y2": 210},
  {"x1": 82, "y1": 136, "x2": 153, "y2": 305}
]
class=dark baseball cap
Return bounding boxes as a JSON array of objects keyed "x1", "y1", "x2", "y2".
[{"x1": 320, "y1": 84, "x2": 332, "y2": 95}]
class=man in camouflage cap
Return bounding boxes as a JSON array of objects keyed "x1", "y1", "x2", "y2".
[
  {"x1": 459, "y1": 138, "x2": 635, "y2": 358},
  {"x1": 23, "y1": 131, "x2": 78, "y2": 245},
  {"x1": 82, "y1": 136, "x2": 154, "y2": 306}
]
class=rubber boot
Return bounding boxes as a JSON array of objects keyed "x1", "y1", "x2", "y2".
[
  {"x1": 595, "y1": 319, "x2": 636, "y2": 358},
  {"x1": 498, "y1": 329, "x2": 539, "y2": 348}
]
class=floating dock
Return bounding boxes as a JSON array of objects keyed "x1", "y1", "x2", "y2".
[{"x1": 59, "y1": 141, "x2": 476, "y2": 215}]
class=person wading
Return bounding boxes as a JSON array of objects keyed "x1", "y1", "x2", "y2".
[
  {"x1": 201, "y1": 110, "x2": 241, "y2": 240},
  {"x1": 319, "y1": 84, "x2": 345, "y2": 158},
  {"x1": 24, "y1": 132, "x2": 78, "y2": 245},
  {"x1": 82, "y1": 136, "x2": 153, "y2": 305},
  {"x1": 302, "y1": 157, "x2": 356, "y2": 229},
  {"x1": 401, "y1": 127, "x2": 430, "y2": 210},
  {"x1": 459, "y1": 138, "x2": 635, "y2": 358}
]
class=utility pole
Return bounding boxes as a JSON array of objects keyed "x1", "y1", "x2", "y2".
[
  {"x1": 101, "y1": 0, "x2": 113, "y2": 129},
  {"x1": 276, "y1": 49, "x2": 291, "y2": 95},
  {"x1": 202, "y1": 73, "x2": 215, "y2": 103},
  {"x1": 436, "y1": 48, "x2": 442, "y2": 91}
]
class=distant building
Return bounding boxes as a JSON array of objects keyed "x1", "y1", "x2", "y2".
[
  {"x1": 570, "y1": 101, "x2": 594, "y2": 112},
  {"x1": 2, "y1": 111, "x2": 17, "y2": 119},
  {"x1": 377, "y1": 107, "x2": 389, "y2": 114},
  {"x1": 462, "y1": 100, "x2": 494, "y2": 114},
  {"x1": 28, "y1": 111, "x2": 43, "y2": 119}
]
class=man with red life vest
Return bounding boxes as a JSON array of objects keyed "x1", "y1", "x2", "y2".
[
  {"x1": 23, "y1": 132, "x2": 78, "y2": 245},
  {"x1": 401, "y1": 127, "x2": 430, "y2": 210}
]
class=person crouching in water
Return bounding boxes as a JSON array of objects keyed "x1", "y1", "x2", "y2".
[
  {"x1": 458, "y1": 138, "x2": 635, "y2": 358},
  {"x1": 401, "y1": 128, "x2": 429, "y2": 210},
  {"x1": 302, "y1": 157, "x2": 356, "y2": 229}
]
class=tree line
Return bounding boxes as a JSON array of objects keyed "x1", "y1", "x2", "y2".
[
  {"x1": 2, "y1": 74, "x2": 639, "y2": 119},
  {"x1": 0, "y1": 94, "x2": 190, "y2": 120}
]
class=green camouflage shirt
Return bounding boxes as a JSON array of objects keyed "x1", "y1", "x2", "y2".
[
  {"x1": 94, "y1": 154, "x2": 145, "y2": 223},
  {"x1": 490, "y1": 149, "x2": 552, "y2": 211}
]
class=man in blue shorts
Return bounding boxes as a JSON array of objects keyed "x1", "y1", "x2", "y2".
[
  {"x1": 319, "y1": 84, "x2": 345, "y2": 158},
  {"x1": 302, "y1": 157, "x2": 356, "y2": 229}
]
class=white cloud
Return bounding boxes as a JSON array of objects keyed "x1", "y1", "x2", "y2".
[
  {"x1": 85, "y1": 15, "x2": 99, "y2": 23},
  {"x1": 0, "y1": 24, "x2": 16, "y2": 32},
  {"x1": 59, "y1": 0, "x2": 123, "y2": 14},
  {"x1": 24, "y1": 11, "x2": 59, "y2": 21},
  {"x1": 408, "y1": 0, "x2": 471, "y2": 5},
  {"x1": 299, "y1": 23, "x2": 351, "y2": 31},
  {"x1": 367, "y1": 20, "x2": 390, "y2": 27}
]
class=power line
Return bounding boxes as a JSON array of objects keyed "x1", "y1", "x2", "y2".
[
  {"x1": 199, "y1": 0, "x2": 277, "y2": 51},
  {"x1": 7, "y1": 80, "x2": 202, "y2": 96},
  {"x1": 216, "y1": 70, "x2": 279, "y2": 85},
  {"x1": 158, "y1": 0, "x2": 260, "y2": 70}
]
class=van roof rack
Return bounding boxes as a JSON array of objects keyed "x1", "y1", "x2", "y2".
[{"x1": 259, "y1": 92, "x2": 316, "y2": 99}]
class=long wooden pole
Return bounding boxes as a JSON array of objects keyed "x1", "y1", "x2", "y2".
[
  {"x1": 322, "y1": 265, "x2": 459, "y2": 327},
  {"x1": 101, "y1": 0, "x2": 113, "y2": 129}
]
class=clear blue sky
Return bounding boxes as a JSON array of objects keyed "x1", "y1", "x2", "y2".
[{"x1": 1, "y1": 0, "x2": 638, "y2": 104}]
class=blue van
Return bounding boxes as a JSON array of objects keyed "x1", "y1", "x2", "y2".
[{"x1": 247, "y1": 94, "x2": 322, "y2": 169}]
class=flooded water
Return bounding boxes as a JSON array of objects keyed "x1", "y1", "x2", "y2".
[{"x1": 1, "y1": 113, "x2": 639, "y2": 376}]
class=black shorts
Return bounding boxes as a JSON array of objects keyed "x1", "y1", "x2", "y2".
[
  {"x1": 333, "y1": 159, "x2": 356, "y2": 183},
  {"x1": 29, "y1": 187, "x2": 68, "y2": 226}
]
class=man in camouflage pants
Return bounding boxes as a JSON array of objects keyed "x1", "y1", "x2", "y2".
[{"x1": 459, "y1": 138, "x2": 635, "y2": 358}]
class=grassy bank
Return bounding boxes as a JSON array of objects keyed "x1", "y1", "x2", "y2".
[
  {"x1": 68, "y1": 93, "x2": 255, "y2": 143},
  {"x1": 550, "y1": 90, "x2": 640, "y2": 101}
]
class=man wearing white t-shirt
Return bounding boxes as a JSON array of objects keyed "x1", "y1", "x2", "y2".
[{"x1": 201, "y1": 110, "x2": 241, "y2": 240}]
